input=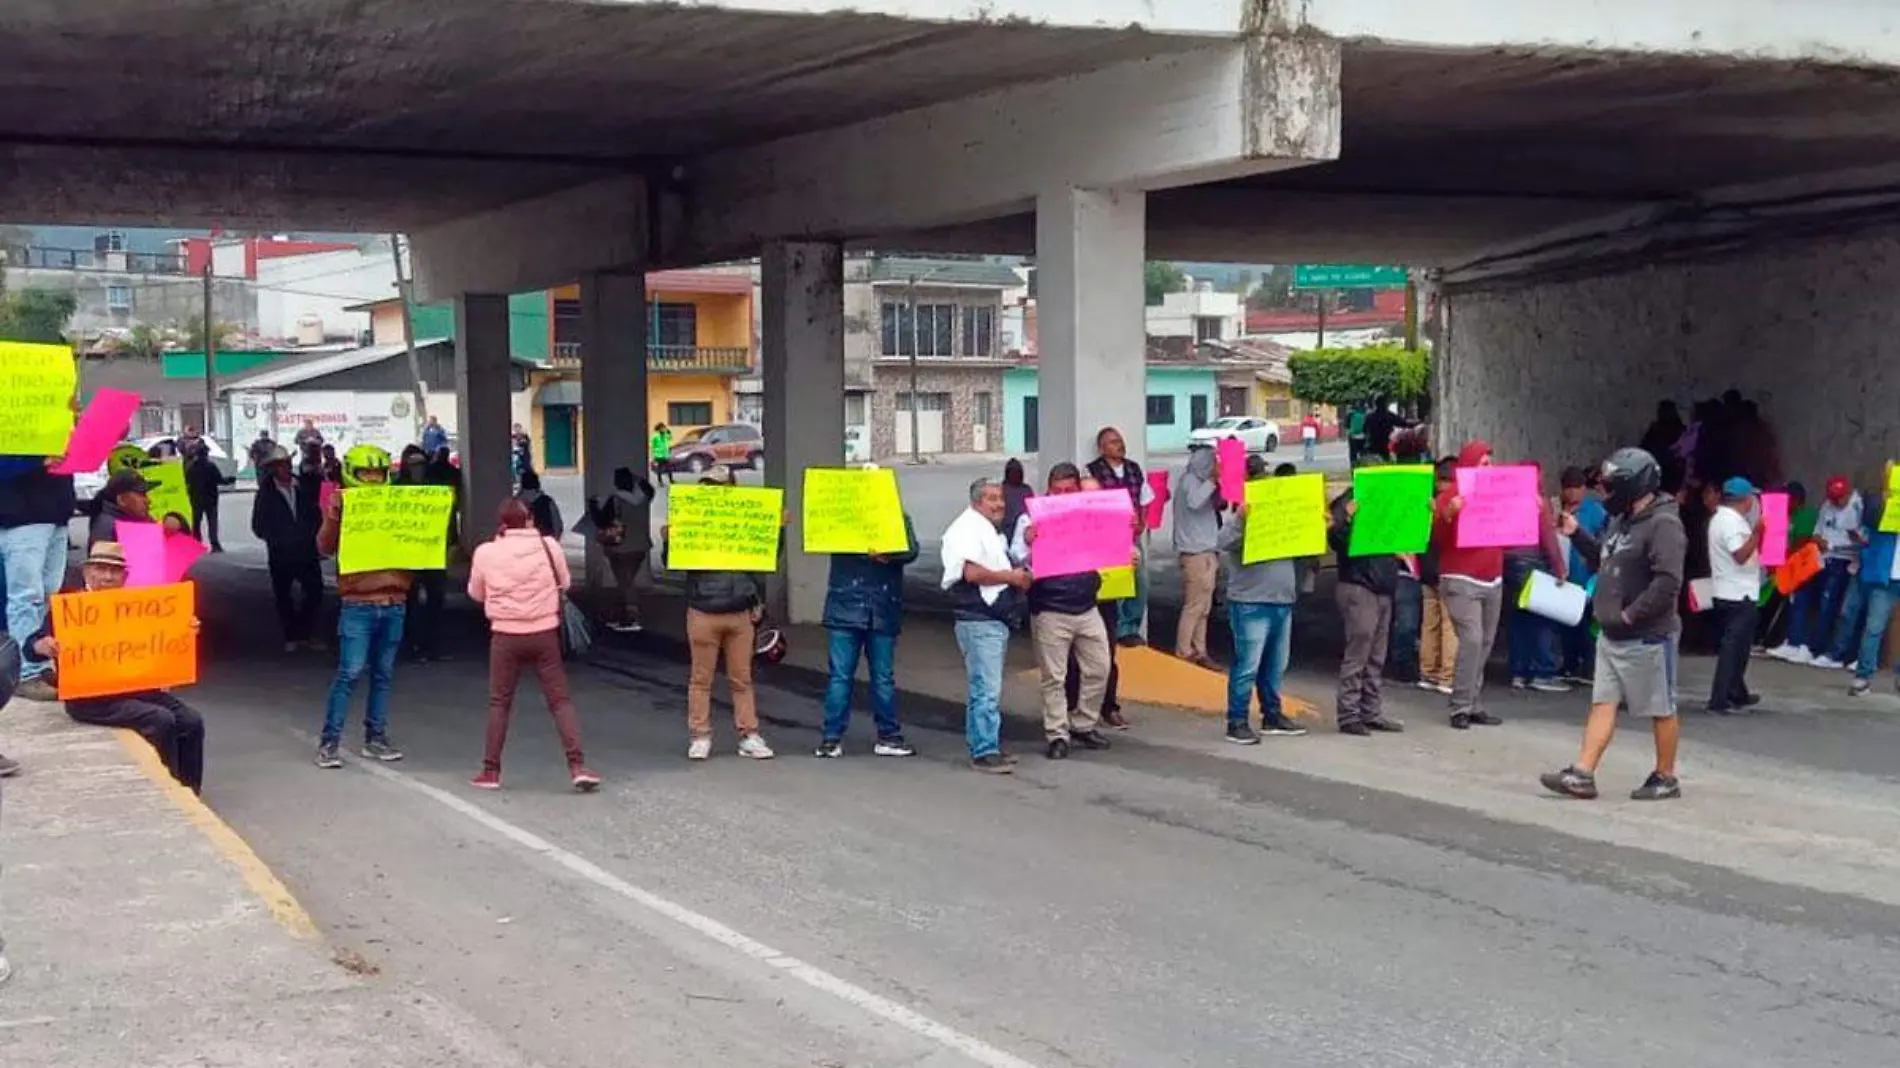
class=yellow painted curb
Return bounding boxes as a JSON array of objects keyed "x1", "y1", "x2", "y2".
[
  {"x1": 114, "y1": 731, "x2": 321, "y2": 941},
  {"x1": 1017, "y1": 645, "x2": 1320, "y2": 722}
]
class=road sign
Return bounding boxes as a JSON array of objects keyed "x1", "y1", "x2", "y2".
[{"x1": 1292, "y1": 265, "x2": 1408, "y2": 290}]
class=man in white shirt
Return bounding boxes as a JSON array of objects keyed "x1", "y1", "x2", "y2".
[
  {"x1": 939, "y1": 478, "x2": 1030, "y2": 773},
  {"x1": 1705, "y1": 477, "x2": 1767, "y2": 714}
]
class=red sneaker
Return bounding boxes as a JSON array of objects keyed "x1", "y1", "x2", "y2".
[
  {"x1": 470, "y1": 770, "x2": 502, "y2": 790},
  {"x1": 570, "y1": 766, "x2": 601, "y2": 792}
]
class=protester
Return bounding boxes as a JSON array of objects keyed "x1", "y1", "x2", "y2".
[
  {"x1": 247, "y1": 430, "x2": 278, "y2": 485},
  {"x1": 1328, "y1": 469, "x2": 1404, "y2": 736},
  {"x1": 421, "y1": 414, "x2": 449, "y2": 457},
  {"x1": 88, "y1": 468, "x2": 159, "y2": 551},
  {"x1": 815, "y1": 490, "x2": 919, "y2": 759},
  {"x1": 654, "y1": 479, "x2": 776, "y2": 761},
  {"x1": 1433, "y1": 441, "x2": 1506, "y2": 729},
  {"x1": 314, "y1": 445, "x2": 411, "y2": 769},
  {"x1": 319, "y1": 443, "x2": 342, "y2": 484},
  {"x1": 650, "y1": 423, "x2": 672, "y2": 485},
  {"x1": 1773, "y1": 475, "x2": 1864, "y2": 666},
  {"x1": 515, "y1": 469, "x2": 564, "y2": 539},
  {"x1": 33, "y1": 542, "x2": 206, "y2": 794},
  {"x1": 1301, "y1": 413, "x2": 1320, "y2": 463},
  {"x1": 939, "y1": 478, "x2": 1029, "y2": 773},
  {"x1": 1063, "y1": 474, "x2": 1128, "y2": 728},
  {"x1": 1545, "y1": 447, "x2": 1687, "y2": 801},
  {"x1": 1010, "y1": 463, "x2": 1117, "y2": 760},
  {"x1": 0, "y1": 453, "x2": 76, "y2": 704},
  {"x1": 1088, "y1": 427, "x2": 1152, "y2": 647},
  {"x1": 1557, "y1": 466, "x2": 1608, "y2": 682},
  {"x1": 184, "y1": 439, "x2": 230, "y2": 552},
  {"x1": 293, "y1": 418, "x2": 325, "y2": 451},
  {"x1": 465, "y1": 499, "x2": 600, "y2": 791},
  {"x1": 1850, "y1": 468, "x2": 1900, "y2": 698},
  {"x1": 1219, "y1": 459, "x2": 1308, "y2": 744},
  {"x1": 1346, "y1": 404, "x2": 1367, "y2": 467},
  {"x1": 399, "y1": 446, "x2": 457, "y2": 663},
  {"x1": 1171, "y1": 443, "x2": 1222, "y2": 669},
  {"x1": 586, "y1": 466, "x2": 656, "y2": 633},
  {"x1": 1413, "y1": 458, "x2": 1458, "y2": 695},
  {"x1": 1364, "y1": 396, "x2": 1402, "y2": 462},
  {"x1": 1000, "y1": 457, "x2": 1033, "y2": 540},
  {"x1": 1640, "y1": 400, "x2": 1686, "y2": 492},
  {"x1": 511, "y1": 423, "x2": 533, "y2": 480},
  {"x1": 1384, "y1": 434, "x2": 1430, "y2": 685},
  {"x1": 1504, "y1": 469, "x2": 1571, "y2": 693},
  {"x1": 1703, "y1": 478, "x2": 1767, "y2": 714},
  {"x1": 250, "y1": 446, "x2": 325, "y2": 653}
]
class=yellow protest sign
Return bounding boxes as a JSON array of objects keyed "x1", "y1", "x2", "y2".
[
  {"x1": 1242, "y1": 473, "x2": 1327, "y2": 564},
  {"x1": 140, "y1": 458, "x2": 196, "y2": 527},
  {"x1": 337, "y1": 485, "x2": 456, "y2": 574},
  {"x1": 54, "y1": 582, "x2": 198, "y2": 700},
  {"x1": 802, "y1": 467, "x2": 909, "y2": 554},
  {"x1": 1097, "y1": 565, "x2": 1136, "y2": 601},
  {"x1": 1882, "y1": 464, "x2": 1900, "y2": 533},
  {"x1": 0, "y1": 341, "x2": 78, "y2": 455},
  {"x1": 668, "y1": 484, "x2": 783, "y2": 571}
]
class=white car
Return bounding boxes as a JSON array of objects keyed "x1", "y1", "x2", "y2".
[
  {"x1": 73, "y1": 435, "x2": 239, "y2": 511},
  {"x1": 1187, "y1": 416, "x2": 1281, "y2": 453}
]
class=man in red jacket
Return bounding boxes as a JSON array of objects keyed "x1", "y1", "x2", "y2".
[{"x1": 1433, "y1": 441, "x2": 1507, "y2": 729}]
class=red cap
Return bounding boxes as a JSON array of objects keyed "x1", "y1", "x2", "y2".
[{"x1": 1827, "y1": 476, "x2": 1851, "y2": 499}]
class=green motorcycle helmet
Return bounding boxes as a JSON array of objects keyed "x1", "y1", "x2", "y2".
[
  {"x1": 341, "y1": 443, "x2": 393, "y2": 487},
  {"x1": 106, "y1": 442, "x2": 148, "y2": 475}
]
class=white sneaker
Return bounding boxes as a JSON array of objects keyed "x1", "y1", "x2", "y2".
[
  {"x1": 687, "y1": 737, "x2": 713, "y2": 761},
  {"x1": 1812, "y1": 655, "x2": 1845, "y2": 670},
  {"x1": 737, "y1": 734, "x2": 775, "y2": 760},
  {"x1": 1766, "y1": 643, "x2": 1799, "y2": 661},
  {"x1": 1783, "y1": 647, "x2": 1815, "y2": 665},
  {"x1": 1510, "y1": 677, "x2": 1529, "y2": 690},
  {"x1": 1414, "y1": 679, "x2": 1437, "y2": 692},
  {"x1": 1529, "y1": 678, "x2": 1572, "y2": 693},
  {"x1": 1844, "y1": 661, "x2": 1859, "y2": 673}
]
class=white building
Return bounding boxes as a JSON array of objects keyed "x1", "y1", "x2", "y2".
[
  {"x1": 253, "y1": 237, "x2": 403, "y2": 345},
  {"x1": 1145, "y1": 277, "x2": 1244, "y2": 343}
]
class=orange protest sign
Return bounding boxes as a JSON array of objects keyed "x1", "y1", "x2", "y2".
[{"x1": 53, "y1": 582, "x2": 198, "y2": 700}]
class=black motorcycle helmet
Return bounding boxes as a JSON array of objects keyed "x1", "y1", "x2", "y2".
[{"x1": 1601, "y1": 447, "x2": 1662, "y2": 516}]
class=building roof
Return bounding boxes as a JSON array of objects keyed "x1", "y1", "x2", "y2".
[
  {"x1": 219, "y1": 338, "x2": 472, "y2": 391},
  {"x1": 867, "y1": 257, "x2": 1024, "y2": 289}
]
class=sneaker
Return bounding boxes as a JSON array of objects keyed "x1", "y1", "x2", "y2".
[
  {"x1": 1070, "y1": 730, "x2": 1111, "y2": 751},
  {"x1": 1101, "y1": 707, "x2": 1131, "y2": 730},
  {"x1": 14, "y1": 677, "x2": 58, "y2": 702},
  {"x1": 970, "y1": 753, "x2": 1014, "y2": 774},
  {"x1": 570, "y1": 766, "x2": 602, "y2": 792},
  {"x1": 687, "y1": 737, "x2": 713, "y2": 761},
  {"x1": 997, "y1": 750, "x2": 1022, "y2": 766},
  {"x1": 1539, "y1": 766, "x2": 1599, "y2": 800},
  {"x1": 1510, "y1": 677, "x2": 1528, "y2": 690},
  {"x1": 813, "y1": 739, "x2": 845, "y2": 759},
  {"x1": 1045, "y1": 737, "x2": 1070, "y2": 760},
  {"x1": 1563, "y1": 673, "x2": 1594, "y2": 686},
  {"x1": 1843, "y1": 661, "x2": 1859, "y2": 673},
  {"x1": 315, "y1": 742, "x2": 344, "y2": 769},
  {"x1": 1812, "y1": 655, "x2": 1845, "y2": 670},
  {"x1": 1766, "y1": 643, "x2": 1800, "y2": 661},
  {"x1": 1529, "y1": 678, "x2": 1572, "y2": 693},
  {"x1": 873, "y1": 737, "x2": 915, "y2": 758},
  {"x1": 1850, "y1": 677, "x2": 1872, "y2": 697},
  {"x1": 1338, "y1": 721, "x2": 1372, "y2": 737},
  {"x1": 0, "y1": 753, "x2": 21, "y2": 778},
  {"x1": 1630, "y1": 771, "x2": 1681, "y2": 801},
  {"x1": 737, "y1": 734, "x2": 775, "y2": 759},
  {"x1": 1783, "y1": 647, "x2": 1816, "y2": 666},
  {"x1": 1364, "y1": 717, "x2": 1406, "y2": 733},
  {"x1": 1449, "y1": 713, "x2": 1471, "y2": 730},
  {"x1": 1261, "y1": 719, "x2": 1308, "y2": 737},
  {"x1": 1432, "y1": 682, "x2": 1454, "y2": 695},
  {"x1": 1733, "y1": 693, "x2": 1762, "y2": 709},
  {"x1": 605, "y1": 621, "x2": 643, "y2": 633},
  {"x1": 1414, "y1": 679, "x2": 1438, "y2": 692},
  {"x1": 1467, "y1": 710, "x2": 1504, "y2": 726},
  {"x1": 1225, "y1": 723, "x2": 1261, "y2": 745},
  {"x1": 361, "y1": 737, "x2": 404, "y2": 762},
  {"x1": 470, "y1": 769, "x2": 502, "y2": 790},
  {"x1": 1117, "y1": 635, "x2": 1145, "y2": 649}
]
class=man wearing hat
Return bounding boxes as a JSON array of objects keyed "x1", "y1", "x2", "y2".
[
  {"x1": 1704, "y1": 477, "x2": 1767, "y2": 714},
  {"x1": 251, "y1": 445, "x2": 326, "y2": 653},
  {"x1": 26, "y1": 543, "x2": 207, "y2": 794}
]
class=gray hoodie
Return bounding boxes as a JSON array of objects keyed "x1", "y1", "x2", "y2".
[
  {"x1": 1172, "y1": 447, "x2": 1222, "y2": 554},
  {"x1": 1218, "y1": 511, "x2": 1299, "y2": 604}
]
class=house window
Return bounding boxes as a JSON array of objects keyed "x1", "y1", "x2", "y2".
[
  {"x1": 650, "y1": 302, "x2": 698, "y2": 348},
  {"x1": 880, "y1": 302, "x2": 955, "y2": 357},
  {"x1": 667, "y1": 401, "x2": 713, "y2": 426},
  {"x1": 960, "y1": 305, "x2": 995, "y2": 357},
  {"x1": 106, "y1": 284, "x2": 132, "y2": 310},
  {"x1": 1145, "y1": 395, "x2": 1176, "y2": 425},
  {"x1": 552, "y1": 298, "x2": 583, "y2": 348},
  {"x1": 1194, "y1": 316, "x2": 1223, "y2": 342}
]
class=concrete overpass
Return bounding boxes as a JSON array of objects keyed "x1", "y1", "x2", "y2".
[{"x1": 5, "y1": 0, "x2": 1900, "y2": 618}]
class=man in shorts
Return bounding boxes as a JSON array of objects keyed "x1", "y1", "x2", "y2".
[{"x1": 1542, "y1": 447, "x2": 1688, "y2": 801}]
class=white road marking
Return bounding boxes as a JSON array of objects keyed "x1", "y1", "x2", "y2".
[{"x1": 350, "y1": 757, "x2": 1046, "y2": 1068}]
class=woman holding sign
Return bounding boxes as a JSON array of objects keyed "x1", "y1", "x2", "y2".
[{"x1": 1432, "y1": 441, "x2": 1507, "y2": 730}]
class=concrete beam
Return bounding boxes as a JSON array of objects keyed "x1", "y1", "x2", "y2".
[
  {"x1": 683, "y1": 37, "x2": 1340, "y2": 261},
  {"x1": 411, "y1": 176, "x2": 650, "y2": 302},
  {"x1": 594, "y1": 1, "x2": 1249, "y2": 35}
]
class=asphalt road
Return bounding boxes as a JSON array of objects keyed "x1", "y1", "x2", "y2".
[{"x1": 148, "y1": 563, "x2": 1900, "y2": 1068}]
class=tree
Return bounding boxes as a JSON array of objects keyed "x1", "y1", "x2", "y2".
[
  {"x1": 1144, "y1": 261, "x2": 1185, "y2": 306},
  {"x1": 182, "y1": 313, "x2": 241, "y2": 352},
  {"x1": 109, "y1": 323, "x2": 169, "y2": 360},
  {"x1": 1288, "y1": 345, "x2": 1431, "y2": 406},
  {"x1": 0, "y1": 288, "x2": 78, "y2": 343},
  {"x1": 1247, "y1": 265, "x2": 1300, "y2": 310}
]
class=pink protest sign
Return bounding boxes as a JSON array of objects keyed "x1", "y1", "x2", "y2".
[
  {"x1": 51, "y1": 388, "x2": 141, "y2": 473},
  {"x1": 1145, "y1": 470, "x2": 1170, "y2": 530},
  {"x1": 1217, "y1": 438, "x2": 1246, "y2": 506},
  {"x1": 1027, "y1": 489, "x2": 1135, "y2": 578},
  {"x1": 121, "y1": 522, "x2": 208, "y2": 588},
  {"x1": 1455, "y1": 465, "x2": 1540, "y2": 548},
  {"x1": 1759, "y1": 491, "x2": 1789, "y2": 567},
  {"x1": 320, "y1": 479, "x2": 340, "y2": 516}
]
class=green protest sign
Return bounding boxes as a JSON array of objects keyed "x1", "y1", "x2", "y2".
[
  {"x1": 337, "y1": 485, "x2": 456, "y2": 574},
  {"x1": 1348, "y1": 465, "x2": 1436, "y2": 556}
]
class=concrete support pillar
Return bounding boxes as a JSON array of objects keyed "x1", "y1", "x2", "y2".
[
  {"x1": 1035, "y1": 186, "x2": 1148, "y2": 468},
  {"x1": 579, "y1": 269, "x2": 649, "y2": 589},
  {"x1": 760, "y1": 240, "x2": 845, "y2": 624},
  {"x1": 454, "y1": 294, "x2": 513, "y2": 554}
]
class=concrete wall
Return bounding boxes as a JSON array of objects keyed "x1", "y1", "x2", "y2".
[
  {"x1": 1437, "y1": 225, "x2": 1900, "y2": 490},
  {"x1": 255, "y1": 241, "x2": 397, "y2": 343}
]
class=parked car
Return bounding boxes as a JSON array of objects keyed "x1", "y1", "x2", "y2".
[
  {"x1": 665, "y1": 423, "x2": 764, "y2": 474},
  {"x1": 1187, "y1": 416, "x2": 1281, "y2": 453}
]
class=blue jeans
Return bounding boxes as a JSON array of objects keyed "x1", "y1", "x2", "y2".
[
  {"x1": 1504, "y1": 559, "x2": 1559, "y2": 681},
  {"x1": 954, "y1": 619, "x2": 1008, "y2": 758},
  {"x1": 1855, "y1": 581, "x2": 1900, "y2": 681},
  {"x1": 822, "y1": 627, "x2": 901, "y2": 741},
  {"x1": 1227, "y1": 601, "x2": 1293, "y2": 728},
  {"x1": 1560, "y1": 620, "x2": 1596, "y2": 678},
  {"x1": 1387, "y1": 577, "x2": 1422, "y2": 680},
  {"x1": 1, "y1": 523, "x2": 68, "y2": 681},
  {"x1": 322, "y1": 602, "x2": 406, "y2": 746},
  {"x1": 1302, "y1": 439, "x2": 1316, "y2": 463},
  {"x1": 1790, "y1": 558, "x2": 1858, "y2": 658},
  {"x1": 1116, "y1": 548, "x2": 1148, "y2": 639}
]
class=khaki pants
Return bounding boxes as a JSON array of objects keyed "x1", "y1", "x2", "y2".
[
  {"x1": 686, "y1": 608, "x2": 759, "y2": 738},
  {"x1": 1176, "y1": 552, "x2": 1218, "y2": 660},
  {"x1": 1033, "y1": 609, "x2": 1110, "y2": 739},
  {"x1": 1420, "y1": 584, "x2": 1459, "y2": 687}
]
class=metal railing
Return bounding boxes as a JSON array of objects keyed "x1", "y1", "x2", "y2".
[
  {"x1": 545, "y1": 343, "x2": 752, "y2": 372},
  {"x1": 0, "y1": 244, "x2": 189, "y2": 274}
]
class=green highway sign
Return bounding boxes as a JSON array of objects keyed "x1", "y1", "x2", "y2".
[{"x1": 1292, "y1": 264, "x2": 1408, "y2": 290}]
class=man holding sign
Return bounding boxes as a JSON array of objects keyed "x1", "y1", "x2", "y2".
[
  {"x1": 313, "y1": 446, "x2": 413, "y2": 770},
  {"x1": 1432, "y1": 442, "x2": 1509, "y2": 730},
  {"x1": 1010, "y1": 464, "x2": 1119, "y2": 760},
  {"x1": 1218, "y1": 460, "x2": 1309, "y2": 744}
]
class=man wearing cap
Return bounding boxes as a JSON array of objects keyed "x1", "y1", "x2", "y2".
[
  {"x1": 27, "y1": 543, "x2": 207, "y2": 794},
  {"x1": 1704, "y1": 477, "x2": 1767, "y2": 714},
  {"x1": 1773, "y1": 475, "x2": 1864, "y2": 666},
  {"x1": 88, "y1": 468, "x2": 157, "y2": 551}
]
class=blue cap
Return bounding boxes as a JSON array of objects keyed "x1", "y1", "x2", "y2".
[{"x1": 1722, "y1": 476, "x2": 1757, "y2": 499}]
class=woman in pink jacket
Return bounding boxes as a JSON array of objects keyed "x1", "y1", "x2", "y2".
[{"x1": 467, "y1": 500, "x2": 600, "y2": 791}]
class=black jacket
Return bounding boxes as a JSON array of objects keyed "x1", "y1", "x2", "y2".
[
  {"x1": 89, "y1": 501, "x2": 155, "y2": 551},
  {"x1": 0, "y1": 465, "x2": 76, "y2": 528},
  {"x1": 1571, "y1": 497, "x2": 1686, "y2": 641},
  {"x1": 185, "y1": 456, "x2": 231, "y2": 501},
  {"x1": 251, "y1": 478, "x2": 322, "y2": 564},
  {"x1": 1328, "y1": 490, "x2": 1399, "y2": 595},
  {"x1": 821, "y1": 515, "x2": 920, "y2": 635}
]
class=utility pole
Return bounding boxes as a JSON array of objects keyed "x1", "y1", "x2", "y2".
[
  {"x1": 907, "y1": 274, "x2": 922, "y2": 466},
  {"x1": 389, "y1": 234, "x2": 429, "y2": 426},
  {"x1": 1316, "y1": 289, "x2": 1329, "y2": 348},
  {"x1": 201, "y1": 259, "x2": 218, "y2": 449},
  {"x1": 1403, "y1": 277, "x2": 1420, "y2": 351}
]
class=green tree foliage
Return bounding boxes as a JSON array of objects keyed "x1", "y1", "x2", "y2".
[
  {"x1": 182, "y1": 313, "x2": 241, "y2": 352},
  {"x1": 109, "y1": 323, "x2": 169, "y2": 359},
  {"x1": 1144, "y1": 261, "x2": 1185, "y2": 306},
  {"x1": 1289, "y1": 345, "x2": 1430, "y2": 405},
  {"x1": 0, "y1": 288, "x2": 79, "y2": 343},
  {"x1": 1247, "y1": 265, "x2": 1301, "y2": 310}
]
